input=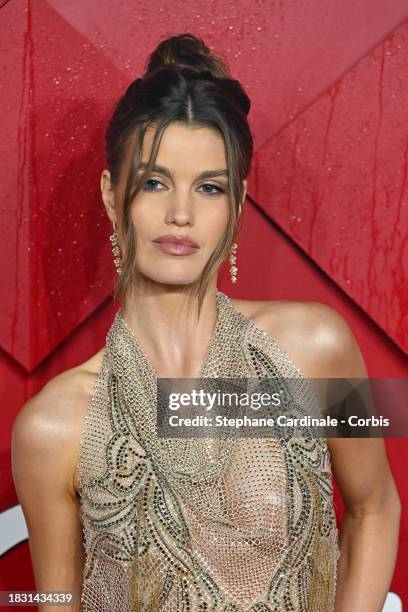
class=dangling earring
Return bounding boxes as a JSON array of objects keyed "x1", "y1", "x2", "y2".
[
  {"x1": 109, "y1": 221, "x2": 122, "y2": 275},
  {"x1": 229, "y1": 242, "x2": 238, "y2": 283}
]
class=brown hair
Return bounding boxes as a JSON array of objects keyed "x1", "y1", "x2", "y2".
[{"x1": 105, "y1": 32, "x2": 253, "y2": 319}]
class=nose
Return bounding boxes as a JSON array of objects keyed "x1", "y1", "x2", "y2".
[{"x1": 165, "y1": 189, "x2": 194, "y2": 226}]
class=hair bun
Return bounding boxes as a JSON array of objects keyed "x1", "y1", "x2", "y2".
[{"x1": 144, "y1": 32, "x2": 231, "y2": 79}]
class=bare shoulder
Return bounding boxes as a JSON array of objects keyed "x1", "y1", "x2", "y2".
[
  {"x1": 12, "y1": 348, "x2": 106, "y2": 497},
  {"x1": 230, "y1": 297, "x2": 365, "y2": 378}
]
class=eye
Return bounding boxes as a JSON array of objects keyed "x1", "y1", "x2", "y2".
[
  {"x1": 198, "y1": 183, "x2": 226, "y2": 196},
  {"x1": 143, "y1": 178, "x2": 165, "y2": 192},
  {"x1": 142, "y1": 179, "x2": 226, "y2": 196}
]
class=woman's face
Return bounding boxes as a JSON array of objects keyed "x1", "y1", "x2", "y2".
[{"x1": 102, "y1": 122, "x2": 246, "y2": 287}]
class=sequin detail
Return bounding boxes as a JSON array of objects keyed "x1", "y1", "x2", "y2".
[{"x1": 77, "y1": 290, "x2": 340, "y2": 611}]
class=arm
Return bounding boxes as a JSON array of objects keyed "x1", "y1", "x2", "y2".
[
  {"x1": 311, "y1": 304, "x2": 401, "y2": 611},
  {"x1": 329, "y1": 437, "x2": 400, "y2": 612},
  {"x1": 11, "y1": 373, "x2": 88, "y2": 612}
]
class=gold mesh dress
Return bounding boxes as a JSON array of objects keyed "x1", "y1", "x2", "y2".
[{"x1": 77, "y1": 290, "x2": 340, "y2": 611}]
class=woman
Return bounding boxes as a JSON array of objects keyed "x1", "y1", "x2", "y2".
[{"x1": 12, "y1": 33, "x2": 400, "y2": 612}]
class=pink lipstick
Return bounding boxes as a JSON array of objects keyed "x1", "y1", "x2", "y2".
[{"x1": 152, "y1": 234, "x2": 199, "y2": 256}]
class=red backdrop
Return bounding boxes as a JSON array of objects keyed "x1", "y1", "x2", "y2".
[{"x1": 1, "y1": 1, "x2": 407, "y2": 610}]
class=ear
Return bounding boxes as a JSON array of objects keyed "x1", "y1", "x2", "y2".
[
  {"x1": 101, "y1": 169, "x2": 117, "y2": 225},
  {"x1": 239, "y1": 179, "x2": 247, "y2": 216}
]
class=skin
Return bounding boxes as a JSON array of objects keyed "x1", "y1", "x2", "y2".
[{"x1": 12, "y1": 123, "x2": 401, "y2": 612}]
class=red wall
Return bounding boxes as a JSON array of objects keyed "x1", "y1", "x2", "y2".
[{"x1": 1, "y1": 1, "x2": 407, "y2": 609}]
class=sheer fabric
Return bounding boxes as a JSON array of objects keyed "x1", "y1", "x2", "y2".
[{"x1": 77, "y1": 290, "x2": 340, "y2": 611}]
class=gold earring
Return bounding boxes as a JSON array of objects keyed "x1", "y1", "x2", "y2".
[
  {"x1": 109, "y1": 221, "x2": 122, "y2": 275},
  {"x1": 229, "y1": 242, "x2": 238, "y2": 283}
]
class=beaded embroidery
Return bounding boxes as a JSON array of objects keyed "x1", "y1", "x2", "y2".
[{"x1": 77, "y1": 290, "x2": 340, "y2": 611}]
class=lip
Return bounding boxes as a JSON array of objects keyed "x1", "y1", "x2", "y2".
[
  {"x1": 153, "y1": 235, "x2": 199, "y2": 248},
  {"x1": 152, "y1": 234, "x2": 200, "y2": 256}
]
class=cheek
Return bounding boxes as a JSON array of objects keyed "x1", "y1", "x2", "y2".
[
  {"x1": 129, "y1": 201, "x2": 160, "y2": 233},
  {"x1": 201, "y1": 203, "x2": 230, "y2": 236}
]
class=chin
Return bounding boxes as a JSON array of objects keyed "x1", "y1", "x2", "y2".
[
  {"x1": 157, "y1": 277, "x2": 200, "y2": 286},
  {"x1": 134, "y1": 259, "x2": 206, "y2": 285},
  {"x1": 139, "y1": 271, "x2": 202, "y2": 286}
]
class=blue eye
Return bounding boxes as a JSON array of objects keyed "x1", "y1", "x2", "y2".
[
  {"x1": 199, "y1": 184, "x2": 225, "y2": 196},
  {"x1": 143, "y1": 179, "x2": 225, "y2": 196},
  {"x1": 143, "y1": 179, "x2": 163, "y2": 192}
]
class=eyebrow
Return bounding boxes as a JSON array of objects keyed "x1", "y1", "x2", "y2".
[{"x1": 137, "y1": 162, "x2": 229, "y2": 181}]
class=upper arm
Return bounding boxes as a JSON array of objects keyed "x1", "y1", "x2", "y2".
[
  {"x1": 304, "y1": 302, "x2": 401, "y2": 517},
  {"x1": 11, "y1": 374, "x2": 88, "y2": 611}
]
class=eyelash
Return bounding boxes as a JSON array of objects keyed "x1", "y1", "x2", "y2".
[{"x1": 143, "y1": 178, "x2": 225, "y2": 196}]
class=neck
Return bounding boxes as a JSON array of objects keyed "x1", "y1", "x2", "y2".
[{"x1": 121, "y1": 283, "x2": 219, "y2": 378}]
